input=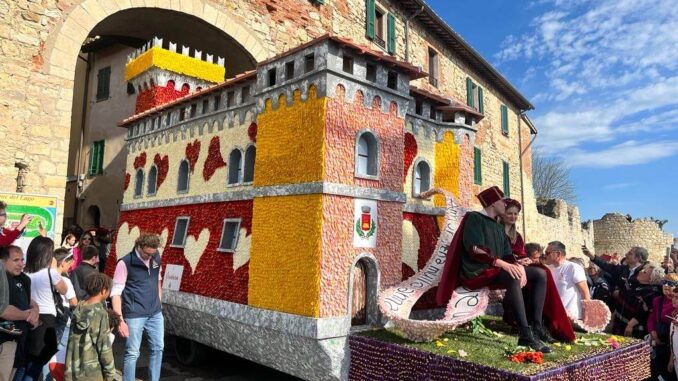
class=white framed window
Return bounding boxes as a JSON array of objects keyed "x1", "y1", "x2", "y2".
[
  {"x1": 177, "y1": 159, "x2": 190, "y2": 193},
  {"x1": 412, "y1": 159, "x2": 432, "y2": 197},
  {"x1": 134, "y1": 169, "x2": 144, "y2": 198},
  {"x1": 217, "y1": 218, "x2": 241, "y2": 252},
  {"x1": 228, "y1": 149, "x2": 243, "y2": 184},
  {"x1": 170, "y1": 217, "x2": 190, "y2": 248},
  {"x1": 355, "y1": 131, "x2": 379, "y2": 178},
  {"x1": 243, "y1": 145, "x2": 256, "y2": 183},
  {"x1": 147, "y1": 165, "x2": 158, "y2": 196}
]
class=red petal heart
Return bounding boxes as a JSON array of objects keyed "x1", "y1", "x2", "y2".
[
  {"x1": 185, "y1": 140, "x2": 201, "y2": 173},
  {"x1": 403, "y1": 133, "x2": 418, "y2": 179},
  {"x1": 203, "y1": 136, "x2": 226, "y2": 181}
]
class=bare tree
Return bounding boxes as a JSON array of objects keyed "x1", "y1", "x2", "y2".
[{"x1": 532, "y1": 151, "x2": 577, "y2": 204}]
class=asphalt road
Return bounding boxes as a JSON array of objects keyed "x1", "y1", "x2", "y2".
[{"x1": 112, "y1": 335, "x2": 302, "y2": 381}]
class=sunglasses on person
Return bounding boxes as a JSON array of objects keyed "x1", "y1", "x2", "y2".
[
  {"x1": 661, "y1": 280, "x2": 678, "y2": 288},
  {"x1": 0, "y1": 212, "x2": 6, "y2": 217}
]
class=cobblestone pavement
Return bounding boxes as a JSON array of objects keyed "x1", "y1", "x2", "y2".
[{"x1": 112, "y1": 335, "x2": 302, "y2": 381}]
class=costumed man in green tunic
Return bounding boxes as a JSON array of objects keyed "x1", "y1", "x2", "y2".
[{"x1": 436, "y1": 186, "x2": 554, "y2": 353}]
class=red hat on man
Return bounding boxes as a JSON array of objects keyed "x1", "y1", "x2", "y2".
[{"x1": 476, "y1": 186, "x2": 505, "y2": 208}]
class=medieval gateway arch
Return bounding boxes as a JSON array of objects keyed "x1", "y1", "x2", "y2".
[{"x1": 0, "y1": 0, "x2": 272, "y2": 236}]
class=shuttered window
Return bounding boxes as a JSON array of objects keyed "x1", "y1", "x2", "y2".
[
  {"x1": 501, "y1": 105, "x2": 509, "y2": 135},
  {"x1": 503, "y1": 161, "x2": 510, "y2": 197},
  {"x1": 88, "y1": 140, "x2": 105, "y2": 176},
  {"x1": 387, "y1": 13, "x2": 396, "y2": 55},
  {"x1": 478, "y1": 86, "x2": 484, "y2": 114},
  {"x1": 366, "y1": 0, "x2": 376, "y2": 39},
  {"x1": 473, "y1": 147, "x2": 482, "y2": 185},
  {"x1": 466, "y1": 77, "x2": 483, "y2": 112},
  {"x1": 96, "y1": 66, "x2": 111, "y2": 101},
  {"x1": 466, "y1": 77, "x2": 474, "y2": 108}
]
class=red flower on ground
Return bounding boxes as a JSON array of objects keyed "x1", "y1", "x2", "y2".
[{"x1": 508, "y1": 351, "x2": 544, "y2": 364}]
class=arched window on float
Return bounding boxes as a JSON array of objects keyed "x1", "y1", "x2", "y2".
[
  {"x1": 412, "y1": 159, "x2": 432, "y2": 197},
  {"x1": 355, "y1": 130, "x2": 379, "y2": 178},
  {"x1": 177, "y1": 159, "x2": 190, "y2": 193},
  {"x1": 134, "y1": 169, "x2": 144, "y2": 198},
  {"x1": 228, "y1": 149, "x2": 243, "y2": 185},
  {"x1": 243, "y1": 145, "x2": 256, "y2": 183},
  {"x1": 147, "y1": 165, "x2": 158, "y2": 196}
]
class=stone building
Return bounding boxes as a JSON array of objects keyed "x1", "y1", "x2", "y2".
[
  {"x1": 1, "y1": 1, "x2": 544, "y2": 380},
  {"x1": 0, "y1": 0, "x2": 539, "y2": 239},
  {"x1": 594, "y1": 213, "x2": 674, "y2": 263},
  {"x1": 63, "y1": 39, "x2": 137, "y2": 231}
]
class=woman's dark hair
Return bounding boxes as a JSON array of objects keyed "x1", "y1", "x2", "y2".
[
  {"x1": 79, "y1": 232, "x2": 93, "y2": 246},
  {"x1": 25, "y1": 236, "x2": 55, "y2": 273}
]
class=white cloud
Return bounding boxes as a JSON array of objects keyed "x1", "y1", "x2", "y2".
[
  {"x1": 603, "y1": 182, "x2": 636, "y2": 190},
  {"x1": 563, "y1": 140, "x2": 678, "y2": 168},
  {"x1": 497, "y1": 0, "x2": 678, "y2": 99}
]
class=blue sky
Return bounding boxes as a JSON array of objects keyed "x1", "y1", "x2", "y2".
[{"x1": 428, "y1": 0, "x2": 678, "y2": 239}]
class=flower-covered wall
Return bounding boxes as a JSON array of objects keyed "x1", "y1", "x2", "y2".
[
  {"x1": 110, "y1": 200, "x2": 253, "y2": 303},
  {"x1": 122, "y1": 113, "x2": 255, "y2": 203},
  {"x1": 248, "y1": 86, "x2": 327, "y2": 317}
]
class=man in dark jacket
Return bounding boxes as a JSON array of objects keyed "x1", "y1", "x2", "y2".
[
  {"x1": 583, "y1": 246, "x2": 647, "y2": 293},
  {"x1": 71, "y1": 245, "x2": 100, "y2": 300}
]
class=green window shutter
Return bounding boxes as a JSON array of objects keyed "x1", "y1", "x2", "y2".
[
  {"x1": 466, "y1": 77, "x2": 474, "y2": 108},
  {"x1": 503, "y1": 161, "x2": 510, "y2": 197},
  {"x1": 473, "y1": 147, "x2": 482, "y2": 185},
  {"x1": 88, "y1": 143, "x2": 98, "y2": 175},
  {"x1": 478, "y1": 86, "x2": 484, "y2": 114},
  {"x1": 366, "y1": 0, "x2": 375, "y2": 40},
  {"x1": 387, "y1": 13, "x2": 396, "y2": 55},
  {"x1": 97, "y1": 141, "x2": 105, "y2": 174},
  {"x1": 501, "y1": 105, "x2": 508, "y2": 135},
  {"x1": 96, "y1": 67, "x2": 111, "y2": 100}
]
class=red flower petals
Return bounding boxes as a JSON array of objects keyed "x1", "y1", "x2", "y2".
[
  {"x1": 203, "y1": 136, "x2": 226, "y2": 181},
  {"x1": 185, "y1": 140, "x2": 201, "y2": 172}
]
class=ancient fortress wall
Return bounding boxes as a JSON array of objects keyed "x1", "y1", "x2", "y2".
[
  {"x1": 594, "y1": 213, "x2": 674, "y2": 263},
  {"x1": 523, "y1": 198, "x2": 594, "y2": 261}
]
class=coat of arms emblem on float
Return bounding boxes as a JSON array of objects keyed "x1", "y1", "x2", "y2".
[{"x1": 353, "y1": 200, "x2": 378, "y2": 248}]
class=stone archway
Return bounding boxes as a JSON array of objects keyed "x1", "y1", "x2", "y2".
[
  {"x1": 7, "y1": 0, "x2": 271, "y2": 239},
  {"x1": 44, "y1": 0, "x2": 270, "y2": 81}
]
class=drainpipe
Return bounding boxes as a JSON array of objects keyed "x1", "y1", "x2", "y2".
[
  {"x1": 518, "y1": 111, "x2": 537, "y2": 241},
  {"x1": 75, "y1": 52, "x2": 92, "y2": 224},
  {"x1": 405, "y1": 6, "x2": 425, "y2": 62}
]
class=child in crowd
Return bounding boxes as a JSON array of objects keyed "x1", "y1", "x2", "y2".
[{"x1": 65, "y1": 273, "x2": 115, "y2": 381}]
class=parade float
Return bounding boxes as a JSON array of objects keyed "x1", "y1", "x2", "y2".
[{"x1": 111, "y1": 35, "x2": 649, "y2": 380}]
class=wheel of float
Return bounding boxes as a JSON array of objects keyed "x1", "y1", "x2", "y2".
[{"x1": 173, "y1": 336, "x2": 208, "y2": 366}]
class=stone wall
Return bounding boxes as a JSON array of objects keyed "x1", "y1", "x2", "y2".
[
  {"x1": 0, "y1": 0, "x2": 535, "y2": 240},
  {"x1": 523, "y1": 198, "x2": 594, "y2": 261},
  {"x1": 594, "y1": 213, "x2": 674, "y2": 263}
]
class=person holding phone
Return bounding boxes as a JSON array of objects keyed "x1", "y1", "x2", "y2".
[{"x1": 0, "y1": 201, "x2": 33, "y2": 248}]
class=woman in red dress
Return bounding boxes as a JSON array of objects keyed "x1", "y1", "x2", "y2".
[{"x1": 500, "y1": 198, "x2": 574, "y2": 343}]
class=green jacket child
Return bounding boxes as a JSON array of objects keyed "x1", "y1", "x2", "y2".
[{"x1": 65, "y1": 273, "x2": 115, "y2": 381}]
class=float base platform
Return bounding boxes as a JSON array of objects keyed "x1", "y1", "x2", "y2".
[{"x1": 349, "y1": 325, "x2": 650, "y2": 381}]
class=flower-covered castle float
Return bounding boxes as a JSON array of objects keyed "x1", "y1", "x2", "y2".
[{"x1": 111, "y1": 35, "x2": 648, "y2": 381}]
